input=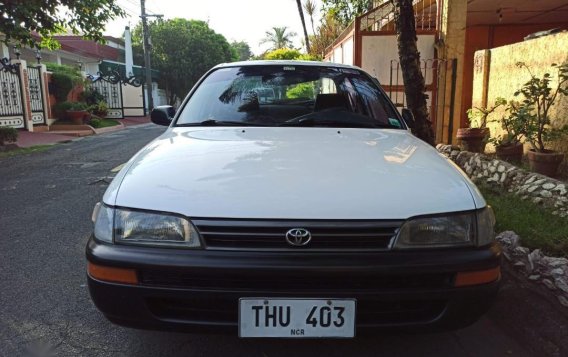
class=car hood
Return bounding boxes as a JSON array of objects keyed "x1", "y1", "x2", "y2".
[{"x1": 105, "y1": 127, "x2": 484, "y2": 220}]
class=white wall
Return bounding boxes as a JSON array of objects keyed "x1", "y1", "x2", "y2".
[
  {"x1": 329, "y1": 35, "x2": 355, "y2": 66},
  {"x1": 361, "y1": 34, "x2": 435, "y2": 84},
  {"x1": 343, "y1": 37, "x2": 354, "y2": 66}
]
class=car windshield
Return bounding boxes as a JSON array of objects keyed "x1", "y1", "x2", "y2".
[{"x1": 175, "y1": 65, "x2": 403, "y2": 129}]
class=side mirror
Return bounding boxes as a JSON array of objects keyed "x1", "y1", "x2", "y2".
[
  {"x1": 401, "y1": 108, "x2": 415, "y2": 129},
  {"x1": 151, "y1": 105, "x2": 175, "y2": 126}
]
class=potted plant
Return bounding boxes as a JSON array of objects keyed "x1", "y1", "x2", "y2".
[
  {"x1": 53, "y1": 101, "x2": 73, "y2": 121},
  {"x1": 66, "y1": 102, "x2": 90, "y2": 124},
  {"x1": 88, "y1": 100, "x2": 109, "y2": 118},
  {"x1": 515, "y1": 62, "x2": 568, "y2": 177},
  {"x1": 489, "y1": 101, "x2": 525, "y2": 163},
  {"x1": 458, "y1": 97, "x2": 506, "y2": 153}
]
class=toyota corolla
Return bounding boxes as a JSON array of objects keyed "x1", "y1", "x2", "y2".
[{"x1": 87, "y1": 60, "x2": 500, "y2": 338}]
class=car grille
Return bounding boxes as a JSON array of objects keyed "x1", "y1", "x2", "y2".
[
  {"x1": 139, "y1": 271, "x2": 454, "y2": 291},
  {"x1": 193, "y1": 219, "x2": 403, "y2": 251}
]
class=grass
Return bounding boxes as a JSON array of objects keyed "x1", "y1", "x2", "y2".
[
  {"x1": 479, "y1": 185, "x2": 568, "y2": 256},
  {"x1": 92, "y1": 118, "x2": 120, "y2": 128},
  {"x1": 0, "y1": 144, "x2": 54, "y2": 158},
  {"x1": 53, "y1": 118, "x2": 120, "y2": 129}
]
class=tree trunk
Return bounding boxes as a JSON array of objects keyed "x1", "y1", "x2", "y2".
[
  {"x1": 391, "y1": 0, "x2": 435, "y2": 146},
  {"x1": 296, "y1": 0, "x2": 311, "y2": 53}
]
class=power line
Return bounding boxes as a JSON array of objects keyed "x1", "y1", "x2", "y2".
[
  {"x1": 117, "y1": 1, "x2": 140, "y2": 18},
  {"x1": 121, "y1": 0, "x2": 159, "y2": 16}
]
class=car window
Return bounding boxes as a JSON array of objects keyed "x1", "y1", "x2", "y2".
[{"x1": 176, "y1": 65, "x2": 402, "y2": 129}]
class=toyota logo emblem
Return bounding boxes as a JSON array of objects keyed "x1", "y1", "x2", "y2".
[{"x1": 285, "y1": 228, "x2": 312, "y2": 247}]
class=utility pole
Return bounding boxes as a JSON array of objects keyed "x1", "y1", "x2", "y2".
[{"x1": 140, "y1": 0, "x2": 162, "y2": 113}]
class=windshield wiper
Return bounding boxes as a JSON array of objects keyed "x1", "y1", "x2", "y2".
[
  {"x1": 177, "y1": 119, "x2": 268, "y2": 127},
  {"x1": 279, "y1": 117, "x2": 396, "y2": 129}
]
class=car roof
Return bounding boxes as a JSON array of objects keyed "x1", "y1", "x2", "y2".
[{"x1": 214, "y1": 60, "x2": 362, "y2": 71}]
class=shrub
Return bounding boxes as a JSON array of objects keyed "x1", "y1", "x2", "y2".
[
  {"x1": 0, "y1": 127, "x2": 18, "y2": 146},
  {"x1": 46, "y1": 63, "x2": 83, "y2": 102},
  {"x1": 489, "y1": 101, "x2": 525, "y2": 147},
  {"x1": 514, "y1": 62, "x2": 568, "y2": 152},
  {"x1": 263, "y1": 48, "x2": 319, "y2": 61},
  {"x1": 88, "y1": 101, "x2": 109, "y2": 117},
  {"x1": 53, "y1": 101, "x2": 73, "y2": 120},
  {"x1": 466, "y1": 97, "x2": 506, "y2": 129},
  {"x1": 80, "y1": 87, "x2": 105, "y2": 105},
  {"x1": 68, "y1": 102, "x2": 88, "y2": 111},
  {"x1": 89, "y1": 118, "x2": 102, "y2": 128}
]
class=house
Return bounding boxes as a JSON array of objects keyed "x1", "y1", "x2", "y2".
[
  {"x1": 325, "y1": 0, "x2": 568, "y2": 144},
  {"x1": 0, "y1": 28, "x2": 166, "y2": 131}
]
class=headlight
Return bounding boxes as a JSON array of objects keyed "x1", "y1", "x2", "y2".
[
  {"x1": 92, "y1": 204, "x2": 202, "y2": 248},
  {"x1": 93, "y1": 203, "x2": 113, "y2": 243},
  {"x1": 394, "y1": 207, "x2": 494, "y2": 249},
  {"x1": 476, "y1": 206, "x2": 496, "y2": 246}
]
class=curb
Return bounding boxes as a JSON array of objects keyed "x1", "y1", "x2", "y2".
[{"x1": 93, "y1": 122, "x2": 125, "y2": 135}]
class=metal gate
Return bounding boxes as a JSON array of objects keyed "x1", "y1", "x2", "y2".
[
  {"x1": 0, "y1": 64, "x2": 25, "y2": 128},
  {"x1": 88, "y1": 70, "x2": 144, "y2": 119},
  {"x1": 27, "y1": 66, "x2": 46, "y2": 125},
  {"x1": 90, "y1": 79, "x2": 124, "y2": 118}
]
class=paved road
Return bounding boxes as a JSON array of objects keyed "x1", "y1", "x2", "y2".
[{"x1": 1, "y1": 124, "x2": 567, "y2": 357}]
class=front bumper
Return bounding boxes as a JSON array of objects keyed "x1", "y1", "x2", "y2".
[{"x1": 86, "y1": 236, "x2": 501, "y2": 334}]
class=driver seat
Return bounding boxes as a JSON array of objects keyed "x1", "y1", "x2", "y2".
[{"x1": 314, "y1": 93, "x2": 350, "y2": 112}]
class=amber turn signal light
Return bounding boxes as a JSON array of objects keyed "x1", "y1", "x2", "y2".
[
  {"x1": 455, "y1": 266, "x2": 500, "y2": 287},
  {"x1": 88, "y1": 262, "x2": 138, "y2": 285}
]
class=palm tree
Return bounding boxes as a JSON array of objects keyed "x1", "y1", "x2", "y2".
[
  {"x1": 295, "y1": 0, "x2": 311, "y2": 53},
  {"x1": 304, "y1": 0, "x2": 317, "y2": 34},
  {"x1": 260, "y1": 26, "x2": 297, "y2": 50}
]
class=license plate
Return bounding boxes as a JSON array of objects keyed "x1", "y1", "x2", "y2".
[{"x1": 239, "y1": 298, "x2": 356, "y2": 338}]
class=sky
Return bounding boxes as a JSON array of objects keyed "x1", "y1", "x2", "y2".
[{"x1": 106, "y1": 0, "x2": 323, "y2": 55}]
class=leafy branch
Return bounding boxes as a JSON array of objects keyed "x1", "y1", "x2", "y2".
[{"x1": 514, "y1": 62, "x2": 568, "y2": 152}]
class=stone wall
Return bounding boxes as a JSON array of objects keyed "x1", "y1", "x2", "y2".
[
  {"x1": 437, "y1": 144, "x2": 568, "y2": 218},
  {"x1": 437, "y1": 144, "x2": 568, "y2": 307}
]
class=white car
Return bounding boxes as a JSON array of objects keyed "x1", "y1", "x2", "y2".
[{"x1": 87, "y1": 60, "x2": 500, "y2": 338}]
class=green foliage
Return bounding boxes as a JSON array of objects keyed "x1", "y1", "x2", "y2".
[
  {"x1": 0, "y1": 0, "x2": 125, "y2": 49},
  {"x1": 88, "y1": 118, "x2": 119, "y2": 128},
  {"x1": 308, "y1": 12, "x2": 344, "y2": 57},
  {"x1": 68, "y1": 102, "x2": 88, "y2": 111},
  {"x1": 0, "y1": 127, "x2": 18, "y2": 146},
  {"x1": 264, "y1": 48, "x2": 302, "y2": 60},
  {"x1": 231, "y1": 41, "x2": 253, "y2": 61},
  {"x1": 53, "y1": 101, "x2": 73, "y2": 120},
  {"x1": 0, "y1": 145, "x2": 53, "y2": 158},
  {"x1": 466, "y1": 97, "x2": 506, "y2": 129},
  {"x1": 264, "y1": 48, "x2": 319, "y2": 61},
  {"x1": 304, "y1": 0, "x2": 318, "y2": 34},
  {"x1": 89, "y1": 118, "x2": 102, "y2": 128},
  {"x1": 489, "y1": 101, "x2": 526, "y2": 147},
  {"x1": 321, "y1": 0, "x2": 373, "y2": 27},
  {"x1": 132, "y1": 19, "x2": 236, "y2": 104},
  {"x1": 46, "y1": 63, "x2": 83, "y2": 102},
  {"x1": 287, "y1": 83, "x2": 315, "y2": 99},
  {"x1": 88, "y1": 101, "x2": 109, "y2": 117},
  {"x1": 513, "y1": 62, "x2": 568, "y2": 152},
  {"x1": 260, "y1": 27, "x2": 297, "y2": 51},
  {"x1": 80, "y1": 87, "x2": 105, "y2": 106}
]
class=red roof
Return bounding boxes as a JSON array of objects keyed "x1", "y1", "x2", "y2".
[{"x1": 52, "y1": 35, "x2": 121, "y2": 61}]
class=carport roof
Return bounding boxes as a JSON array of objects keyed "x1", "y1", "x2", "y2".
[{"x1": 467, "y1": 0, "x2": 568, "y2": 26}]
